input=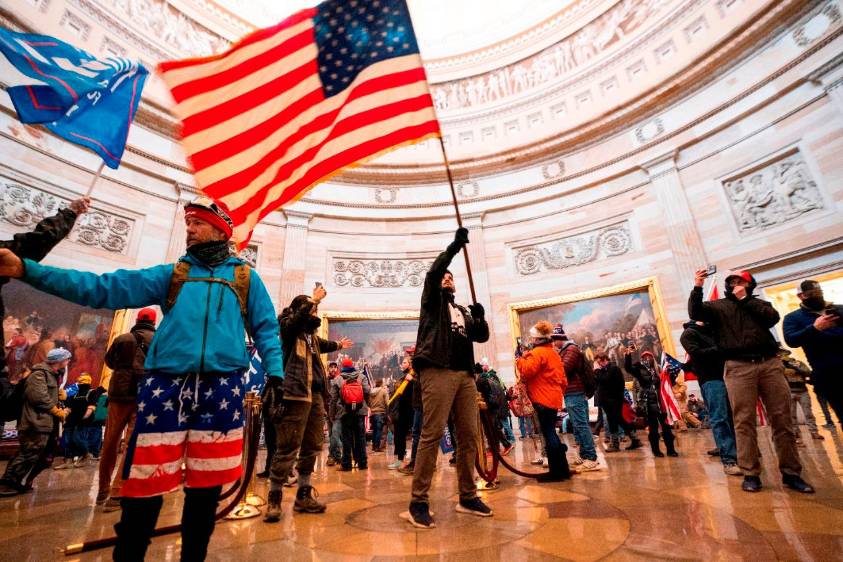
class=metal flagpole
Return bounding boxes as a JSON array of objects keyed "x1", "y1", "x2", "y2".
[
  {"x1": 85, "y1": 161, "x2": 106, "y2": 197},
  {"x1": 434, "y1": 135, "x2": 478, "y2": 304}
]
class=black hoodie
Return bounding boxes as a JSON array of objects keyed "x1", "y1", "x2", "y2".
[{"x1": 680, "y1": 322, "x2": 725, "y2": 385}]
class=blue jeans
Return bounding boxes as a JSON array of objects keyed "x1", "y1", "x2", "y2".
[
  {"x1": 565, "y1": 393, "x2": 596, "y2": 461},
  {"x1": 330, "y1": 417, "x2": 343, "y2": 461},
  {"x1": 501, "y1": 415, "x2": 516, "y2": 444},
  {"x1": 410, "y1": 407, "x2": 423, "y2": 464},
  {"x1": 85, "y1": 426, "x2": 103, "y2": 457},
  {"x1": 701, "y1": 380, "x2": 737, "y2": 464},
  {"x1": 370, "y1": 413, "x2": 385, "y2": 450},
  {"x1": 518, "y1": 415, "x2": 535, "y2": 437}
]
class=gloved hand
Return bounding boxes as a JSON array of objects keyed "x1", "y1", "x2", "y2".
[
  {"x1": 468, "y1": 302, "x2": 485, "y2": 318},
  {"x1": 454, "y1": 227, "x2": 469, "y2": 246},
  {"x1": 49, "y1": 405, "x2": 68, "y2": 421},
  {"x1": 263, "y1": 376, "x2": 284, "y2": 418}
]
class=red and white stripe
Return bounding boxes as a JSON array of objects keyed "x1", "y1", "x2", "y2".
[{"x1": 158, "y1": 9, "x2": 440, "y2": 247}]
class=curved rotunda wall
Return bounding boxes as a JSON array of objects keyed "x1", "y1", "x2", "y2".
[{"x1": 1, "y1": 0, "x2": 842, "y2": 382}]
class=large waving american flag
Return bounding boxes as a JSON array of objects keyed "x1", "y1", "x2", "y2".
[{"x1": 158, "y1": 0, "x2": 440, "y2": 246}]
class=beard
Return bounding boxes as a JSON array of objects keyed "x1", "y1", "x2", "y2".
[{"x1": 802, "y1": 297, "x2": 825, "y2": 311}]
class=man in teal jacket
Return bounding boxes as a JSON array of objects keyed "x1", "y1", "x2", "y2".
[{"x1": 0, "y1": 197, "x2": 283, "y2": 562}]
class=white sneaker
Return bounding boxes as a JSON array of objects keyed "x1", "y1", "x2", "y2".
[
  {"x1": 580, "y1": 459, "x2": 602, "y2": 472},
  {"x1": 531, "y1": 457, "x2": 545, "y2": 466},
  {"x1": 388, "y1": 460, "x2": 402, "y2": 470},
  {"x1": 723, "y1": 463, "x2": 742, "y2": 476}
]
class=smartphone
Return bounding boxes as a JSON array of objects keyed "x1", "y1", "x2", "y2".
[
  {"x1": 516, "y1": 337, "x2": 523, "y2": 348},
  {"x1": 314, "y1": 281, "x2": 323, "y2": 289},
  {"x1": 703, "y1": 264, "x2": 717, "y2": 277}
]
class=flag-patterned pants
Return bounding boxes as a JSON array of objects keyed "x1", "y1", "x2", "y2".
[{"x1": 120, "y1": 371, "x2": 244, "y2": 498}]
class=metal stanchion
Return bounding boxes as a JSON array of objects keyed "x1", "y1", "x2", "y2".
[{"x1": 225, "y1": 391, "x2": 263, "y2": 519}]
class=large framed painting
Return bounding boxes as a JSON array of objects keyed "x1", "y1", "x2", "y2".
[
  {"x1": 2, "y1": 279, "x2": 122, "y2": 387},
  {"x1": 508, "y1": 278, "x2": 674, "y2": 368},
  {"x1": 320, "y1": 312, "x2": 418, "y2": 384}
]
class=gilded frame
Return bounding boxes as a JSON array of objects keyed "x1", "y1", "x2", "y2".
[
  {"x1": 507, "y1": 277, "x2": 676, "y2": 357},
  {"x1": 319, "y1": 310, "x2": 419, "y2": 357}
]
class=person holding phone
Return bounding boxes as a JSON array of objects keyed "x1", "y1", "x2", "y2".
[{"x1": 783, "y1": 280, "x2": 843, "y2": 432}]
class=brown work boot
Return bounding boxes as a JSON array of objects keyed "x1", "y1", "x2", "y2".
[
  {"x1": 293, "y1": 485, "x2": 326, "y2": 513},
  {"x1": 263, "y1": 489, "x2": 282, "y2": 523}
]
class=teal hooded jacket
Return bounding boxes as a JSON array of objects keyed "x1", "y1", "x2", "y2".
[{"x1": 22, "y1": 255, "x2": 283, "y2": 378}]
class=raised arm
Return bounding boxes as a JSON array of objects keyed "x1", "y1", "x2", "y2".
[
  {"x1": 420, "y1": 228, "x2": 468, "y2": 311},
  {"x1": 4, "y1": 201, "x2": 87, "y2": 263}
]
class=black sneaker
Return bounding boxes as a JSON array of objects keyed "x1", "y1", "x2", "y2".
[
  {"x1": 408, "y1": 502, "x2": 435, "y2": 529},
  {"x1": 707, "y1": 447, "x2": 721, "y2": 456},
  {"x1": 782, "y1": 474, "x2": 815, "y2": 494},
  {"x1": 536, "y1": 472, "x2": 570, "y2": 483},
  {"x1": 742, "y1": 475, "x2": 762, "y2": 493},
  {"x1": 456, "y1": 497, "x2": 493, "y2": 517}
]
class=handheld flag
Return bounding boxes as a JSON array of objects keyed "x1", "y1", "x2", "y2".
[
  {"x1": 0, "y1": 28, "x2": 148, "y2": 168},
  {"x1": 659, "y1": 353, "x2": 683, "y2": 424},
  {"x1": 243, "y1": 345, "x2": 266, "y2": 393},
  {"x1": 158, "y1": 0, "x2": 440, "y2": 247}
]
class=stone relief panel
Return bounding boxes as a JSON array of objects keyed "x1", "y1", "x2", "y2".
[
  {"x1": 514, "y1": 222, "x2": 633, "y2": 275},
  {"x1": 792, "y1": 1, "x2": 841, "y2": 47},
  {"x1": 430, "y1": 0, "x2": 664, "y2": 111},
  {"x1": 333, "y1": 257, "x2": 434, "y2": 288},
  {"x1": 0, "y1": 180, "x2": 135, "y2": 255},
  {"x1": 722, "y1": 151, "x2": 824, "y2": 234},
  {"x1": 374, "y1": 187, "x2": 398, "y2": 204}
]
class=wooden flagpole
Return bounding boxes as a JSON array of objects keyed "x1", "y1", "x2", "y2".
[
  {"x1": 84, "y1": 161, "x2": 105, "y2": 197},
  {"x1": 435, "y1": 135, "x2": 478, "y2": 304}
]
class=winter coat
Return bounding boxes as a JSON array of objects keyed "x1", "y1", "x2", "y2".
[
  {"x1": 625, "y1": 354, "x2": 660, "y2": 412},
  {"x1": 19, "y1": 363, "x2": 59, "y2": 433},
  {"x1": 679, "y1": 322, "x2": 725, "y2": 385},
  {"x1": 279, "y1": 307, "x2": 341, "y2": 403},
  {"x1": 783, "y1": 305, "x2": 843, "y2": 376},
  {"x1": 594, "y1": 362, "x2": 625, "y2": 406},
  {"x1": 557, "y1": 343, "x2": 584, "y2": 395},
  {"x1": 688, "y1": 286, "x2": 780, "y2": 360},
  {"x1": 412, "y1": 241, "x2": 489, "y2": 374},
  {"x1": 515, "y1": 342, "x2": 566, "y2": 410},
  {"x1": 782, "y1": 356, "x2": 811, "y2": 392},
  {"x1": 368, "y1": 385, "x2": 389, "y2": 415},
  {"x1": 21, "y1": 254, "x2": 283, "y2": 377},
  {"x1": 1, "y1": 208, "x2": 78, "y2": 369},
  {"x1": 329, "y1": 370, "x2": 371, "y2": 417},
  {"x1": 104, "y1": 321, "x2": 156, "y2": 403}
]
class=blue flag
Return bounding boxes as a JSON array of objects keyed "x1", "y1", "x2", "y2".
[
  {"x1": 0, "y1": 28, "x2": 148, "y2": 168},
  {"x1": 243, "y1": 345, "x2": 266, "y2": 394}
]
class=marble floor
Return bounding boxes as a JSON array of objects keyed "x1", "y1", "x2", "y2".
[{"x1": 1, "y1": 426, "x2": 842, "y2": 561}]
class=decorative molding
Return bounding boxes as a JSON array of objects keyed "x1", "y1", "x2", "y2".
[
  {"x1": 514, "y1": 221, "x2": 633, "y2": 275},
  {"x1": 793, "y1": 1, "x2": 841, "y2": 47},
  {"x1": 0, "y1": 180, "x2": 135, "y2": 255},
  {"x1": 456, "y1": 181, "x2": 480, "y2": 199},
  {"x1": 722, "y1": 150, "x2": 824, "y2": 234},
  {"x1": 374, "y1": 187, "x2": 398, "y2": 204},
  {"x1": 332, "y1": 257, "x2": 434, "y2": 288},
  {"x1": 60, "y1": 9, "x2": 92, "y2": 41},
  {"x1": 541, "y1": 159, "x2": 566, "y2": 179},
  {"x1": 634, "y1": 117, "x2": 665, "y2": 144}
]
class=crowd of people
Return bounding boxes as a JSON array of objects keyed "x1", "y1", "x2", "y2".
[{"x1": 0, "y1": 201, "x2": 839, "y2": 560}]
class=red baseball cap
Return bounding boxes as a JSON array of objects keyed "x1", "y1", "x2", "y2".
[{"x1": 137, "y1": 308, "x2": 157, "y2": 323}]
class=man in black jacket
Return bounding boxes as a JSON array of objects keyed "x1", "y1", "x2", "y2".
[
  {"x1": 263, "y1": 288, "x2": 352, "y2": 523},
  {"x1": 407, "y1": 228, "x2": 491, "y2": 529},
  {"x1": 689, "y1": 270, "x2": 812, "y2": 493},
  {"x1": 680, "y1": 321, "x2": 740, "y2": 476},
  {"x1": 97, "y1": 308, "x2": 157, "y2": 510}
]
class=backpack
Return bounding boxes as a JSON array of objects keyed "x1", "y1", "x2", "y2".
[
  {"x1": 341, "y1": 376, "x2": 365, "y2": 411},
  {"x1": 165, "y1": 261, "x2": 251, "y2": 324},
  {"x1": 481, "y1": 373, "x2": 507, "y2": 411},
  {"x1": 507, "y1": 381, "x2": 534, "y2": 418},
  {"x1": 93, "y1": 393, "x2": 108, "y2": 424},
  {"x1": 560, "y1": 343, "x2": 596, "y2": 399}
]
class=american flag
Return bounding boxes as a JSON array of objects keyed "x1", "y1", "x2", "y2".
[
  {"x1": 158, "y1": 0, "x2": 440, "y2": 246},
  {"x1": 659, "y1": 353, "x2": 683, "y2": 424}
]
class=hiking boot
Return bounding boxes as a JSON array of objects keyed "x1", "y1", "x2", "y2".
[
  {"x1": 742, "y1": 476, "x2": 762, "y2": 493},
  {"x1": 456, "y1": 497, "x2": 493, "y2": 517},
  {"x1": 707, "y1": 447, "x2": 721, "y2": 456},
  {"x1": 407, "y1": 502, "x2": 435, "y2": 529},
  {"x1": 293, "y1": 486, "x2": 326, "y2": 513},
  {"x1": 723, "y1": 463, "x2": 742, "y2": 476},
  {"x1": 782, "y1": 475, "x2": 815, "y2": 494},
  {"x1": 103, "y1": 497, "x2": 122, "y2": 512},
  {"x1": 264, "y1": 490, "x2": 282, "y2": 523},
  {"x1": 0, "y1": 482, "x2": 21, "y2": 497},
  {"x1": 810, "y1": 432, "x2": 824, "y2": 440},
  {"x1": 625, "y1": 438, "x2": 642, "y2": 450},
  {"x1": 96, "y1": 489, "x2": 109, "y2": 505}
]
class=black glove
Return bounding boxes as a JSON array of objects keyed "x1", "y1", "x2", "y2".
[
  {"x1": 263, "y1": 376, "x2": 284, "y2": 417},
  {"x1": 468, "y1": 302, "x2": 485, "y2": 318},
  {"x1": 454, "y1": 227, "x2": 469, "y2": 246}
]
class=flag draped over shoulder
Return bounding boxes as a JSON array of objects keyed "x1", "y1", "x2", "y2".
[
  {"x1": 158, "y1": 0, "x2": 441, "y2": 247},
  {"x1": 659, "y1": 353, "x2": 683, "y2": 424},
  {"x1": 0, "y1": 28, "x2": 148, "y2": 168}
]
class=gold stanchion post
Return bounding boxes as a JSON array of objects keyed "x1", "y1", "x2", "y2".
[{"x1": 225, "y1": 391, "x2": 263, "y2": 519}]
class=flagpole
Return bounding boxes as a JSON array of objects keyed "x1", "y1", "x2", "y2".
[
  {"x1": 85, "y1": 161, "x2": 105, "y2": 198},
  {"x1": 435, "y1": 135, "x2": 478, "y2": 304}
]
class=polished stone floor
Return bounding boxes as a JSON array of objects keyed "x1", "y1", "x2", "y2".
[{"x1": 1, "y1": 425, "x2": 842, "y2": 561}]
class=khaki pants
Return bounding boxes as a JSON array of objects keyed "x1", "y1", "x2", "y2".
[
  {"x1": 269, "y1": 393, "x2": 325, "y2": 485},
  {"x1": 98, "y1": 401, "x2": 137, "y2": 498},
  {"x1": 724, "y1": 358, "x2": 801, "y2": 477},
  {"x1": 411, "y1": 368, "x2": 479, "y2": 504}
]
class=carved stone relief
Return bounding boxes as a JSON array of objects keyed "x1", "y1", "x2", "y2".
[
  {"x1": 541, "y1": 159, "x2": 566, "y2": 180},
  {"x1": 514, "y1": 222, "x2": 633, "y2": 275},
  {"x1": 374, "y1": 187, "x2": 398, "y2": 204},
  {"x1": 60, "y1": 9, "x2": 92, "y2": 41},
  {"x1": 634, "y1": 117, "x2": 665, "y2": 144},
  {"x1": 333, "y1": 257, "x2": 433, "y2": 288},
  {"x1": 456, "y1": 181, "x2": 480, "y2": 199},
  {"x1": 430, "y1": 0, "x2": 663, "y2": 111},
  {"x1": 793, "y1": 1, "x2": 841, "y2": 47},
  {"x1": 723, "y1": 152, "x2": 824, "y2": 234},
  {"x1": 0, "y1": 181, "x2": 135, "y2": 255}
]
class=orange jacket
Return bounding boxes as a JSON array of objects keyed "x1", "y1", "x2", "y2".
[{"x1": 516, "y1": 343, "x2": 567, "y2": 410}]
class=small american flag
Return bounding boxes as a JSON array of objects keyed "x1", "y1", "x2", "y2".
[
  {"x1": 158, "y1": 0, "x2": 440, "y2": 246},
  {"x1": 659, "y1": 353, "x2": 683, "y2": 424}
]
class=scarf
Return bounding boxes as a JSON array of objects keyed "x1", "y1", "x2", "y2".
[{"x1": 186, "y1": 240, "x2": 231, "y2": 267}]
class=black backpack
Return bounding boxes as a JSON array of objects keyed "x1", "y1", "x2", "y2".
[{"x1": 561, "y1": 343, "x2": 596, "y2": 399}]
